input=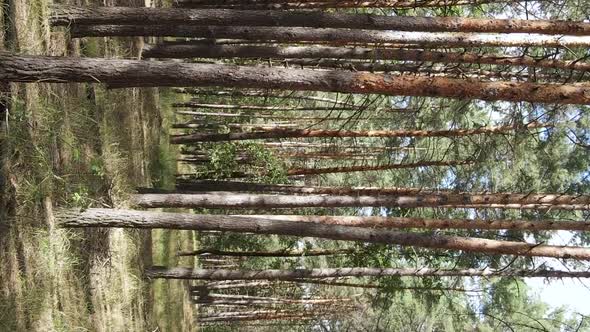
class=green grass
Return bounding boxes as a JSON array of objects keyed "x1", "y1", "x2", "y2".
[{"x1": 0, "y1": 0, "x2": 193, "y2": 331}]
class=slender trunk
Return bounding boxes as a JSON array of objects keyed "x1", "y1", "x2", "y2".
[
  {"x1": 172, "y1": 123, "x2": 298, "y2": 130},
  {"x1": 129, "y1": 187, "x2": 539, "y2": 209},
  {"x1": 5, "y1": 55, "x2": 590, "y2": 104},
  {"x1": 175, "y1": 0, "x2": 516, "y2": 9},
  {"x1": 239, "y1": 214, "x2": 590, "y2": 231},
  {"x1": 193, "y1": 293, "x2": 352, "y2": 305},
  {"x1": 71, "y1": 26, "x2": 590, "y2": 49},
  {"x1": 146, "y1": 266, "x2": 590, "y2": 280},
  {"x1": 173, "y1": 180, "x2": 442, "y2": 195},
  {"x1": 438, "y1": 203, "x2": 590, "y2": 210},
  {"x1": 199, "y1": 314, "x2": 317, "y2": 323},
  {"x1": 178, "y1": 248, "x2": 354, "y2": 257},
  {"x1": 261, "y1": 142, "x2": 418, "y2": 151},
  {"x1": 287, "y1": 160, "x2": 472, "y2": 176},
  {"x1": 172, "y1": 88, "x2": 359, "y2": 107},
  {"x1": 169, "y1": 123, "x2": 549, "y2": 144},
  {"x1": 177, "y1": 110, "x2": 392, "y2": 121},
  {"x1": 292, "y1": 279, "x2": 481, "y2": 292},
  {"x1": 281, "y1": 152, "x2": 383, "y2": 160},
  {"x1": 196, "y1": 281, "x2": 273, "y2": 290},
  {"x1": 278, "y1": 59, "x2": 555, "y2": 81},
  {"x1": 172, "y1": 102, "x2": 355, "y2": 111},
  {"x1": 58, "y1": 209, "x2": 590, "y2": 260},
  {"x1": 146, "y1": 44, "x2": 590, "y2": 73},
  {"x1": 52, "y1": 6, "x2": 590, "y2": 35}
]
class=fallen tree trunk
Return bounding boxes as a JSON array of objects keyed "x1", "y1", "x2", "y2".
[{"x1": 57, "y1": 208, "x2": 590, "y2": 260}]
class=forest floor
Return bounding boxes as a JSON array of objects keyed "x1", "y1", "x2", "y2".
[{"x1": 0, "y1": 0, "x2": 197, "y2": 331}]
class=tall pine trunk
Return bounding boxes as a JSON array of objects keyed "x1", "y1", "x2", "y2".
[
  {"x1": 146, "y1": 266, "x2": 590, "y2": 280},
  {"x1": 58, "y1": 209, "x2": 590, "y2": 260},
  {"x1": 174, "y1": 0, "x2": 515, "y2": 9},
  {"x1": 170, "y1": 123, "x2": 549, "y2": 144},
  {"x1": 71, "y1": 26, "x2": 590, "y2": 48},
  {"x1": 4, "y1": 55, "x2": 590, "y2": 104},
  {"x1": 52, "y1": 6, "x2": 590, "y2": 35},
  {"x1": 144, "y1": 44, "x2": 590, "y2": 73},
  {"x1": 4, "y1": 54, "x2": 589, "y2": 104},
  {"x1": 286, "y1": 160, "x2": 472, "y2": 176}
]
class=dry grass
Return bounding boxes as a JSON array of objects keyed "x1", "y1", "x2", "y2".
[{"x1": 0, "y1": 0, "x2": 194, "y2": 331}]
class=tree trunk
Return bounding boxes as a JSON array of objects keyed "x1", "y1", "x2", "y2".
[
  {"x1": 278, "y1": 59, "x2": 556, "y2": 81},
  {"x1": 133, "y1": 192, "x2": 590, "y2": 210},
  {"x1": 172, "y1": 182, "x2": 590, "y2": 208},
  {"x1": 172, "y1": 88, "x2": 360, "y2": 107},
  {"x1": 172, "y1": 102, "x2": 355, "y2": 111},
  {"x1": 177, "y1": 248, "x2": 355, "y2": 257},
  {"x1": 4, "y1": 55, "x2": 590, "y2": 105},
  {"x1": 71, "y1": 26, "x2": 590, "y2": 48},
  {"x1": 238, "y1": 214, "x2": 590, "y2": 231},
  {"x1": 286, "y1": 160, "x2": 472, "y2": 176},
  {"x1": 144, "y1": 44, "x2": 590, "y2": 73},
  {"x1": 197, "y1": 281, "x2": 273, "y2": 290},
  {"x1": 173, "y1": 180, "x2": 442, "y2": 195},
  {"x1": 174, "y1": 0, "x2": 515, "y2": 9},
  {"x1": 169, "y1": 123, "x2": 549, "y2": 144},
  {"x1": 146, "y1": 266, "x2": 590, "y2": 280},
  {"x1": 198, "y1": 310, "x2": 320, "y2": 322},
  {"x1": 176, "y1": 110, "x2": 391, "y2": 121},
  {"x1": 261, "y1": 142, "x2": 418, "y2": 151},
  {"x1": 193, "y1": 293, "x2": 352, "y2": 305},
  {"x1": 57, "y1": 209, "x2": 590, "y2": 260},
  {"x1": 52, "y1": 6, "x2": 590, "y2": 35},
  {"x1": 280, "y1": 152, "x2": 383, "y2": 160},
  {"x1": 291, "y1": 279, "x2": 480, "y2": 292}
]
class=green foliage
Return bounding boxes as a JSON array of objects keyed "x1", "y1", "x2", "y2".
[{"x1": 208, "y1": 142, "x2": 288, "y2": 182}]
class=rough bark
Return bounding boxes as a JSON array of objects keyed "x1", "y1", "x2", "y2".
[
  {"x1": 240, "y1": 215, "x2": 590, "y2": 231},
  {"x1": 174, "y1": 0, "x2": 514, "y2": 9},
  {"x1": 4, "y1": 55, "x2": 590, "y2": 105},
  {"x1": 132, "y1": 191, "x2": 590, "y2": 210},
  {"x1": 71, "y1": 26, "x2": 590, "y2": 48},
  {"x1": 144, "y1": 44, "x2": 590, "y2": 73},
  {"x1": 177, "y1": 248, "x2": 355, "y2": 257},
  {"x1": 286, "y1": 160, "x2": 472, "y2": 176},
  {"x1": 57, "y1": 208, "x2": 590, "y2": 260},
  {"x1": 132, "y1": 190, "x2": 497, "y2": 209},
  {"x1": 52, "y1": 6, "x2": 590, "y2": 35},
  {"x1": 169, "y1": 123, "x2": 549, "y2": 144},
  {"x1": 147, "y1": 266, "x2": 590, "y2": 280}
]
